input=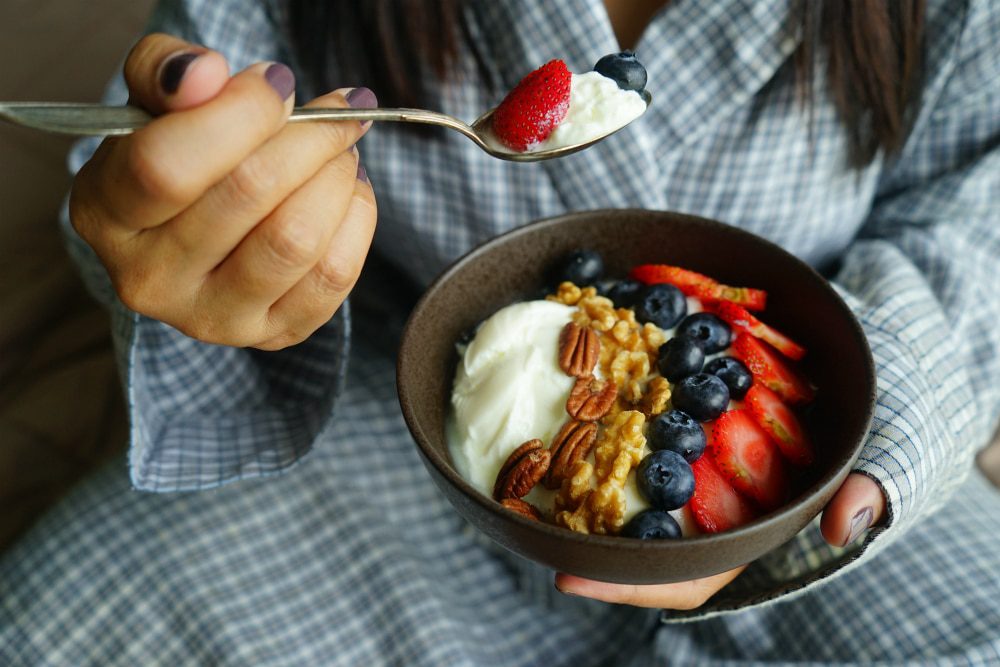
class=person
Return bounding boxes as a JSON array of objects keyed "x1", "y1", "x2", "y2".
[{"x1": 2, "y1": 0, "x2": 999, "y2": 664}]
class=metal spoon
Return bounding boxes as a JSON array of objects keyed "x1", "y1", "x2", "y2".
[{"x1": 0, "y1": 92, "x2": 651, "y2": 163}]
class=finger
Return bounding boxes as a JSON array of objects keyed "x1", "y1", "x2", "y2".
[
  {"x1": 98, "y1": 60, "x2": 296, "y2": 229},
  {"x1": 554, "y1": 566, "x2": 746, "y2": 610},
  {"x1": 124, "y1": 33, "x2": 229, "y2": 113},
  {"x1": 189, "y1": 151, "x2": 361, "y2": 344},
  {"x1": 820, "y1": 472, "x2": 886, "y2": 547},
  {"x1": 158, "y1": 87, "x2": 376, "y2": 272},
  {"x1": 257, "y1": 169, "x2": 377, "y2": 350}
]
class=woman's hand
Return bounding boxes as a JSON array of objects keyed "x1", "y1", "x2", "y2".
[
  {"x1": 554, "y1": 472, "x2": 886, "y2": 609},
  {"x1": 69, "y1": 33, "x2": 378, "y2": 350}
]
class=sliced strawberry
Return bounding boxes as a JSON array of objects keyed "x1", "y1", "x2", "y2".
[
  {"x1": 745, "y1": 385, "x2": 815, "y2": 467},
  {"x1": 628, "y1": 264, "x2": 767, "y2": 310},
  {"x1": 713, "y1": 300, "x2": 806, "y2": 360},
  {"x1": 491, "y1": 60, "x2": 571, "y2": 151},
  {"x1": 708, "y1": 410, "x2": 789, "y2": 511},
  {"x1": 689, "y1": 454, "x2": 758, "y2": 533},
  {"x1": 732, "y1": 333, "x2": 815, "y2": 405}
]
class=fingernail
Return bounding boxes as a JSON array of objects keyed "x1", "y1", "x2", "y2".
[
  {"x1": 356, "y1": 164, "x2": 368, "y2": 183},
  {"x1": 844, "y1": 506, "x2": 874, "y2": 546},
  {"x1": 160, "y1": 52, "x2": 199, "y2": 95},
  {"x1": 265, "y1": 63, "x2": 295, "y2": 100},
  {"x1": 345, "y1": 86, "x2": 377, "y2": 109}
]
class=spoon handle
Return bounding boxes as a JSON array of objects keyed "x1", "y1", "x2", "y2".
[{"x1": 0, "y1": 102, "x2": 477, "y2": 138}]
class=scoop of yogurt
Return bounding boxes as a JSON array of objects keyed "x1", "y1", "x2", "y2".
[
  {"x1": 447, "y1": 298, "x2": 695, "y2": 534},
  {"x1": 535, "y1": 71, "x2": 647, "y2": 151}
]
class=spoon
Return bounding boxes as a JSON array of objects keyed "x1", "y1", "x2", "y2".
[{"x1": 0, "y1": 93, "x2": 651, "y2": 163}]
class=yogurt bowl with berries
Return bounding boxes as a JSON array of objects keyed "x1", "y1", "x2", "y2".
[{"x1": 397, "y1": 209, "x2": 876, "y2": 584}]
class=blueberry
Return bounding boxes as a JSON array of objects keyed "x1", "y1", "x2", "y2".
[
  {"x1": 593, "y1": 51, "x2": 648, "y2": 93},
  {"x1": 551, "y1": 249, "x2": 604, "y2": 286},
  {"x1": 636, "y1": 450, "x2": 696, "y2": 511},
  {"x1": 620, "y1": 509, "x2": 682, "y2": 540},
  {"x1": 635, "y1": 284, "x2": 687, "y2": 330},
  {"x1": 657, "y1": 337, "x2": 705, "y2": 382},
  {"x1": 676, "y1": 313, "x2": 732, "y2": 354},
  {"x1": 671, "y1": 373, "x2": 730, "y2": 422},
  {"x1": 648, "y1": 409, "x2": 706, "y2": 462},
  {"x1": 704, "y1": 356, "x2": 753, "y2": 400},
  {"x1": 606, "y1": 279, "x2": 644, "y2": 308}
]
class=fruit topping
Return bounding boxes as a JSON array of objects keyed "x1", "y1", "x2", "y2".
[
  {"x1": 744, "y1": 385, "x2": 815, "y2": 467},
  {"x1": 620, "y1": 509, "x2": 682, "y2": 539},
  {"x1": 689, "y1": 454, "x2": 758, "y2": 533},
  {"x1": 708, "y1": 410, "x2": 789, "y2": 511},
  {"x1": 606, "y1": 278, "x2": 644, "y2": 308},
  {"x1": 593, "y1": 50, "x2": 648, "y2": 92},
  {"x1": 732, "y1": 333, "x2": 815, "y2": 405},
  {"x1": 551, "y1": 249, "x2": 605, "y2": 286},
  {"x1": 675, "y1": 312, "x2": 732, "y2": 354},
  {"x1": 492, "y1": 59, "x2": 572, "y2": 151},
  {"x1": 657, "y1": 337, "x2": 705, "y2": 382},
  {"x1": 636, "y1": 450, "x2": 696, "y2": 511},
  {"x1": 647, "y1": 409, "x2": 707, "y2": 462},
  {"x1": 712, "y1": 300, "x2": 806, "y2": 360},
  {"x1": 634, "y1": 283, "x2": 687, "y2": 329},
  {"x1": 671, "y1": 373, "x2": 730, "y2": 422},
  {"x1": 703, "y1": 356, "x2": 753, "y2": 400},
  {"x1": 628, "y1": 264, "x2": 768, "y2": 310}
]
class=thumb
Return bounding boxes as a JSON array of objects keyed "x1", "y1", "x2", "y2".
[
  {"x1": 820, "y1": 472, "x2": 886, "y2": 547},
  {"x1": 124, "y1": 33, "x2": 230, "y2": 114}
]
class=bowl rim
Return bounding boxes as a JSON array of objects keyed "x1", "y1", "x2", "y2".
[{"x1": 397, "y1": 208, "x2": 877, "y2": 550}]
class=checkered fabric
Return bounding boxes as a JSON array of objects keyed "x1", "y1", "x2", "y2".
[{"x1": 2, "y1": 0, "x2": 999, "y2": 664}]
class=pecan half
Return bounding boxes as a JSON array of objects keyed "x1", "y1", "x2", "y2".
[
  {"x1": 545, "y1": 420, "x2": 598, "y2": 489},
  {"x1": 558, "y1": 322, "x2": 600, "y2": 378},
  {"x1": 500, "y1": 498, "x2": 542, "y2": 521},
  {"x1": 566, "y1": 376, "x2": 618, "y2": 422},
  {"x1": 492, "y1": 439, "x2": 551, "y2": 501}
]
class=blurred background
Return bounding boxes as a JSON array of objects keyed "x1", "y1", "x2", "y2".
[
  {"x1": 0, "y1": 0, "x2": 154, "y2": 549},
  {"x1": 0, "y1": 0, "x2": 998, "y2": 554}
]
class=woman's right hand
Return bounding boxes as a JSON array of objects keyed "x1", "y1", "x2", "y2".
[{"x1": 69, "y1": 33, "x2": 378, "y2": 350}]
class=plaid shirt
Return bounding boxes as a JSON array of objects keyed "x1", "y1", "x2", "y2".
[{"x1": 3, "y1": 0, "x2": 999, "y2": 664}]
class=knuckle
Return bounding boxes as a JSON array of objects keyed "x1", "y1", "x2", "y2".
[
  {"x1": 125, "y1": 138, "x2": 199, "y2": 205},
  {"x1": 227, "y1": 156, "x2": 279, "y2": 205},
  {"x1": 312, "y1": 255, "x2": 358, "y2": 297},
  {"x1": 261, "y1": 213, "x2": 325, "y2": 272}
]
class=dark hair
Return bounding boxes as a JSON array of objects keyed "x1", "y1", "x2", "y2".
[{"x1": 289, "y1": 0, "x2": 925, "y2": 168}]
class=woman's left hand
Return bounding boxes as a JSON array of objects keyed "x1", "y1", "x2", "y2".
[{"x1": 554, "y1": 472, "x2": 885, "y2": 609}]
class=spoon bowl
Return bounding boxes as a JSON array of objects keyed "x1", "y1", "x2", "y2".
[{"x1": 0, "y1": 90, "x2": 651, "y2": 162}]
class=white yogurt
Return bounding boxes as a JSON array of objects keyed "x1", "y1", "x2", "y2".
[{"x1": 536, "y1": 71, "x2": 647, "y2": 150}]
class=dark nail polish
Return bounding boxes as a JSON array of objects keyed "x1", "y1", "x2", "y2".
[
  {"x1": 345, "y1": 87, "x2": 377, "y2": 109},
  {"x1": 356, "y1": 164, "x2": 368, "y2": 183},
  {"x1": 844, "y1": 506, "x2": 873, "y2": 546},
  {"x1": 265, "y1": 63, "x2": 295, "y2": 100},
  {"x1": 160, "y1": 52, "x2": 199, "y2": 95}
]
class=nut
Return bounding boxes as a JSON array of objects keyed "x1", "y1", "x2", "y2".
[
  {"x1": 609, "y1": 349, "x2": 651, "y2": 404},
  {"x1": 558, "y1": 322, "x2": 600, "y2": 378},
  {"x1": 500, "y1": 498, "x2": 543, "y2": 521},
  {"x1": 554, "y1": 411, "x2": 648, "y2": 535},
  {"x1": 545, "y1": 420, "x2": 598, "y2": 489},
  {"x1": 492, "y1": 439, "x2": 551, "y2": 501},
  {"x1": 547, "y1": 281, "x2": 585, "y2": 306},
  {"x1": 566, "y1": 376, "x2": 618, "y2": 422},
  {"x1": 640, "y1": 376, "x2": 672, "y2": 416}
]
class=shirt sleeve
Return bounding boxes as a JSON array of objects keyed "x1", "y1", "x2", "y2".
[
  {"x1": 60, "y1": 0, "x2": 351, "y2": 492},
  {"x1": 663, "y1": 0, "x2": 1000, "y2": 621}
]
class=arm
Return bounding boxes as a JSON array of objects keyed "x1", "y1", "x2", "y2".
[{"x1": 62, "y1": 0, "x2": 376, "y2": 491}]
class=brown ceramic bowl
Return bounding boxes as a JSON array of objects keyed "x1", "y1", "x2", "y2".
[{"x1": 397, "y1": 209, "x2": 875, "y2": 584}]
